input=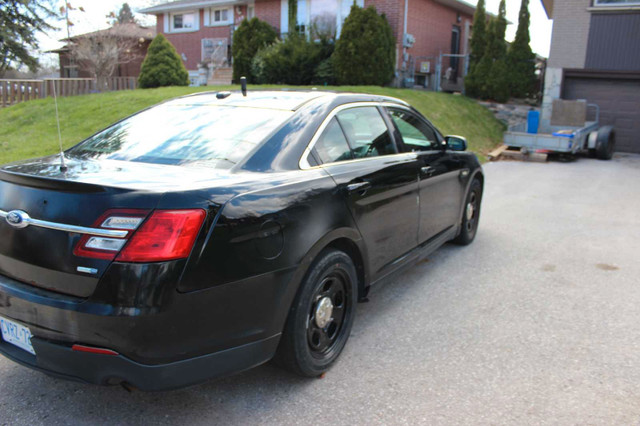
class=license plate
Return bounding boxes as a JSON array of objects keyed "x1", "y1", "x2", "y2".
[{"x1": 0, "y1": 316, "x2": 36, "y2": 355}]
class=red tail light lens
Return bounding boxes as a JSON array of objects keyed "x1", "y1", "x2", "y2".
[{"x1": 116, "y1": 209, "x2": 206, "y2": 263}]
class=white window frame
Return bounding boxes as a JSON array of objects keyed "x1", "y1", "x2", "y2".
[
  {"x1": 167, "y1": 10, "x2": 199, "y2": 33},
  {"x1": 205, "y1": 7, "x2": 232, "y2": 26},
  {"x1": 247, "y1": 4, "x2": 255, "y2": 19},
  {"x1": 280, "y1": 0, "x2": 365, "y2": 38},
  {"x1": 593, "y1": 0, "x2": 640, "y2": 6}
]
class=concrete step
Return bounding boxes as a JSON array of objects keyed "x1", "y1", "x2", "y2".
[{"x1": 207, "y1": 67, "x2": 233, "y2": 85}]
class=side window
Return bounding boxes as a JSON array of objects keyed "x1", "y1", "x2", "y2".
[
  {"x1": 312, "y1": 117, "x2": 354, "y2": 164},
  {"x1": 336, "y1": 107, "x2": 396, "y2": 158},
  {"x1": 388, "y1": 108, "x2": 439, "y2": 151}
]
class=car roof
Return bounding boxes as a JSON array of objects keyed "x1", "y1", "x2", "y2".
[{"x1": 166, "y1": 90, "x2": 409, "y2": 111}]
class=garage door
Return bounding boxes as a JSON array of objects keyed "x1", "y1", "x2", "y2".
[{"x1": 563, "y1": 75, "x2": 640, "y2": 153}]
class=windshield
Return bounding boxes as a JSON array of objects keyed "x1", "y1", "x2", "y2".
[{"x1": 67, "y1": 104, "x2": 293, "y2": 169}]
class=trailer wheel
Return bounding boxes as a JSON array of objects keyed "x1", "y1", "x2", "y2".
[{"x1": 596, "y1": 126, "x2": 615, "y2": 160}]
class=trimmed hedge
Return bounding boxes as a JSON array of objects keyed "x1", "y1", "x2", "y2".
[
  {"x1": 251, "y1": 34, "x2": 333, "y2": 85},
  {"x1": 138, "y1": 34, "x2": 189, "y2": 88},
  {"x1": 232, "y1": 18, "x2": 278, "y2": 83}
]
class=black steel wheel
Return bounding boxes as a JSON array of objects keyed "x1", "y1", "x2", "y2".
[
  {"x1": 452, "y1": 178, "x2": 482, "y2": 245},
  {"x1": 274, "y1": 249, "x2": 357, "y2": 377}
]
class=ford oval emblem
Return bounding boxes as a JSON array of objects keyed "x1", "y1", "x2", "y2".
[{"x1": 5, "y1": 210, "x2": 30, "y2": 229}]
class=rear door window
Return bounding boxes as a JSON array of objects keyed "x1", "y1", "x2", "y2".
[
  {"x1": 336, "y1": 107, "x2": 396, "y2": 158},
  {"x1": 312, "y1": 117, "x2": 354, "y2": 164}
]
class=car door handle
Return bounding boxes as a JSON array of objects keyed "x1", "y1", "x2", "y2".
[
  {"x1": 420, "y1": 166, "x2": 435, "y2": 176},
  {"x1": 346, "y1": 181, "x2": 372, "y2": 194}
]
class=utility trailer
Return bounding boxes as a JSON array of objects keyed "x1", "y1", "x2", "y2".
[{"x1": 503, "y1": 102, "x2": 616, "y2": 160}]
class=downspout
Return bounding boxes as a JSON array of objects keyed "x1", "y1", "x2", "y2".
[{"x1": 401, "y1": 0, "x2": 408, "y2": 87}]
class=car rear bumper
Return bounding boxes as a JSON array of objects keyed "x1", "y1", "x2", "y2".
[
  {"x1": 0, "y1": 263, "x2": 298, "y2": 390},
  {"x1": 0, "y1": 333, "x2": 280, "y2": 391}
]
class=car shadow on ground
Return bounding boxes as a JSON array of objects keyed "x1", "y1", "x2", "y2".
[{"x1": 1, "y1": 243, "x2": 466, "y2": 424}]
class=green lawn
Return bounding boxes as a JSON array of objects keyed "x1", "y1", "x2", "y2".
[{"x1": 0, "y1": 85, "x2": 504, "y2": 165}]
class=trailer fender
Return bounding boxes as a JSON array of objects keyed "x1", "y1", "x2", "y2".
[{"x1": 587, "y1": 130, "x2": 598, "y2": 150}]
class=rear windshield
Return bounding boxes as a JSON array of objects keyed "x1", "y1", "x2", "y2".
[{"x1": 67, "y1": 104, "x2": 293, "y2": 168}]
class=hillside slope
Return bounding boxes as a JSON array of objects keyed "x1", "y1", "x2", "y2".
[{"x1": 0, "y1": 86, "x2": 504, "y2": 165}]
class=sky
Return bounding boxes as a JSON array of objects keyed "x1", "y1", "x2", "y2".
[
  {"x1": 480, "y1": 0, "x2": 552, "y2": 57},
  {"x1": 37, "y1": 0, "x2": 553, "y2": 65}
]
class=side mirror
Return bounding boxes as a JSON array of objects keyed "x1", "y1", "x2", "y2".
[{"x1": 445, "y1": 135, "x2": 467, "y2": 151}]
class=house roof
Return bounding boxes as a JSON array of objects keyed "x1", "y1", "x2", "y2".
[
  {"x1": 540, "y1": 0, "x2": 553, "y2": 19},
  {"x1": 62, "y1": 23, "x2": 156, "y2": 42}
]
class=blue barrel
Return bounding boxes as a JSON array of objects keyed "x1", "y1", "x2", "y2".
[{"x1": 527, "y1": 110, "x2": 540, "y2": 134}]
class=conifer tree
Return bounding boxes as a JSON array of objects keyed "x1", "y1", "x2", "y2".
[
  {"x1": 507, "y1": 0, "x2": 536, "y2": 98},
  {"x1": 469, "y1": 0, "x2": 487, "y2": 68},
  {"x1": 138, "y1": 34, "x2": 189, "y2": 88},
  {"x1": 486, "y1": 0, "x2": 509, "y2": 102},
  {"x1": 464, "y1": 0, "x2": 487, "y2": 97},
  {"x1": 333, "y1": 6, "x2": 395, "y2": 86}
]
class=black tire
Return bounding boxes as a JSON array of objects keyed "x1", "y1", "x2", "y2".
[
  {"x1": 274, "y1": 249, "x2": 357, "y2": 377},
  {"x1": 452, "y1": 178, "x2": 482, "y2": 245},
  {"x1": 596, "y1": 126, "x2": 615, "y2": 160}
]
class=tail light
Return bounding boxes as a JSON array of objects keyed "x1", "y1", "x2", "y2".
[
  {"x1": 74, "y1": 209, "x2": 206, "y2": 263},
  {"x1": 117, "y1": 209, "x2": 206, "y2": 262},
  {"x1": 73, "y1": 209, "x2": 149, "y2": 260}
]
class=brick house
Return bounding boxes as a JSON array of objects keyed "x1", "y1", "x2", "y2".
[
  {"x1": 51, "y1": 23, "x2": 156, "y2": 79},
  {"x1": 140, "y1": 0, "x2": 477, "y2": 88},
  {"x1": 540, "y1": 0, "x2": 640, "y2": 153}
]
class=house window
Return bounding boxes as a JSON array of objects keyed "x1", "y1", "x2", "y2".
[
  {"x1": 594, "y1": 0, "x2": 640, "y2": 5},
  {"x1": 170, "y1": 11, "x2": 198, "y2": 32},
  {"x1": 247, "y1": 5, "x2": 255, "y2": 19},
  {"x1": 290, "y1": 0, "x2": 364, "y2": 38},
  {"x1": 208, "y1": 7, "x2": 231, "y2": 25}
]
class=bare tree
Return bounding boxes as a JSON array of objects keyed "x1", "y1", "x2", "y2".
[{"x1": 70, "y1": 24, "x2": 146, "y2": 87}]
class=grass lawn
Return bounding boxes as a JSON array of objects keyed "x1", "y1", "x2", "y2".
[{"x1": 0, "y1": 85, "x2": 504, "y2": 165}]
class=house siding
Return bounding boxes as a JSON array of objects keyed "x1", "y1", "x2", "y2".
[
  {"x1": 585, "y1": 12, "x2": 640, "y2": 71},
  {"x1": 547, "y1": 0, "x2": 591, "y2": 69}
]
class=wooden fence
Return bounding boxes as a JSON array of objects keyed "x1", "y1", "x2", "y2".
[{"x1": 0, "y1": 77, "x2": 138, "y2": 108}]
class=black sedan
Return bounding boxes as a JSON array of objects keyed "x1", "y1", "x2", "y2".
[{"x1": 0, "y1": 90, "x2": 483, "y2": 390}]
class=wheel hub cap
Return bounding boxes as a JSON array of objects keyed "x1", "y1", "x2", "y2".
[
  {"x1": 466, "y1": 202, "x2": 474, "y2": 221},
  {"x1": 314, "y1": 297, "x2": 333, "y2": 328}
]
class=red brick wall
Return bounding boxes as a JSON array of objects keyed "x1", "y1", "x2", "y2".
[
  {"x1": 406, "y1": 0, "x2": 472, "y2": 69},
  {"x1": 363, "y1": 0, "x2": 471, "y2": 74},
  {"x1": 151, "y1": 0, "x2": 471, "y2": 74},
  {"x1": 155, "y1": 10, "x2": 234, "y2": 70},
  {"x1": 255, "y1": 0, "x2": 281, "y2": 31}
]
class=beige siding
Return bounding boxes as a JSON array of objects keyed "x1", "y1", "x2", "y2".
[{"x1": 547, "y1": 0, "x2": 591, "y2": 69}]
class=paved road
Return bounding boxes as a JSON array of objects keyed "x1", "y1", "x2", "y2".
[{"x1": 2, "y1": 154, "x2": 640, "y2": 425}]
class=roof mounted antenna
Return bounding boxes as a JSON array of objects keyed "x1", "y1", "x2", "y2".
[
  {"x1": 240, "y1": 76, "x2": 247, "y2": 97},
  {"x1": 51, "y1": 81, "x2": 67, "y2": 173}
]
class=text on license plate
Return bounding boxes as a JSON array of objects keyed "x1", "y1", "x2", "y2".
[{"x1": 0, "y1": 316, "x2": 36, "y2": 355}]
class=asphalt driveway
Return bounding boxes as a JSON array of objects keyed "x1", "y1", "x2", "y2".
[{"x1": 1, "y1": 153, "x2": 640, "y2": 425}]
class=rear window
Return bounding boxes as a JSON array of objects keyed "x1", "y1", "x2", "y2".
[{"x1": 67, "y1": 104, "x2": 293, "y2": 168}]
